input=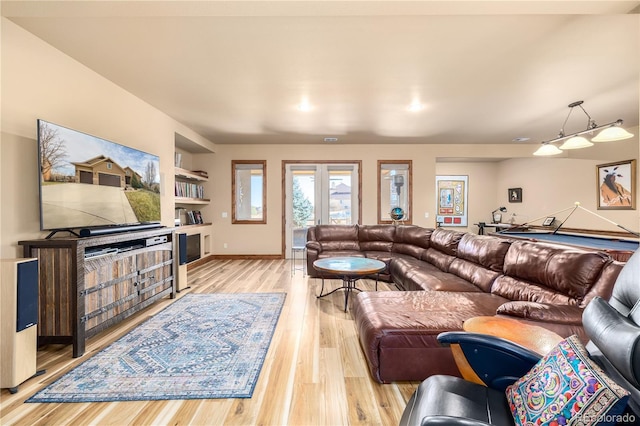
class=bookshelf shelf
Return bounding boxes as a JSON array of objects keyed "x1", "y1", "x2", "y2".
[
  {"x1": 175, "y1": 197, "x2": 210, "y2": 205},
  {"x1": 175, "y1": 222, "x2": 213, "y2": 230},
  {"x1": 175, "y1": 167, "x2": 209, "y2": 182}
]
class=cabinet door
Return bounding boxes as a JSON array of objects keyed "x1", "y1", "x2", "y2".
[
  {"x1": 31, "y1": 247, "x2": 75, "y2": 338},
  {"x1": 83, "y1": 254, "x2": 138, "y2": 331},
  {"x1": 136, "y1": 243, "x2": 174, "y2": 304}
]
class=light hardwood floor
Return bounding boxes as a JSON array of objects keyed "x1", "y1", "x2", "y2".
[{"x1": 1, "y1": 259, "x2": 419, "y2": 425}]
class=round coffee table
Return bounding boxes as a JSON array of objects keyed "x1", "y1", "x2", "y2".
[{"x1": 312, "y1": 257, "x2": 386, "y2": 312}]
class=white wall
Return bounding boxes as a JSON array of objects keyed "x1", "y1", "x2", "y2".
[{"x1": 0, "y1": 19, "x2": 214, "y2": 257}]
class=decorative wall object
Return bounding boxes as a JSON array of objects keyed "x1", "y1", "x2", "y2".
[
  {"x1": 435, "y1": 175, "x2": 468, "y2": 226},
  {"x1": 508, "y1": 187, "x2": 523, "y2": 203},
  {"x1": 596, "y1": 159, "x2": 636, "y2": 210},
  {"x1": 378, "y1": 161, "x2": 412, "y2": 224}
]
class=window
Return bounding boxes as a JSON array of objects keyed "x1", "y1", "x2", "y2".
[
  {"x1": 378, "y1": 161, "x2": 412, "y2": 224},
  {"x1": 232, "y1": 160, "x2": 266, "y2": 224}
]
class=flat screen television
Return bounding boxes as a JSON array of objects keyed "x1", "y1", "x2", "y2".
[{"x1": 37, "y1": 119, "x2": 161, "y2": 235}]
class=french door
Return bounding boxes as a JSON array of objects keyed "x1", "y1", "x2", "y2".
[{"x1": 284, "y1": 162, "x2": 360, "y2": 258}]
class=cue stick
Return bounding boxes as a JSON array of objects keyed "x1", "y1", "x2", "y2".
[
  {"x1": 576, "y1": 205, "x2": 640, "y2": 237},
  {"x1": 552, "y1": 202, "x2": 581, "y2": 235},
  {"x1": 516, "y1": 204, "x2": 578, "y2": 228}
]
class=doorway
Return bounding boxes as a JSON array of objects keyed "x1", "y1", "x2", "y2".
[{"x1": 283, "y1": 161, "x2": 361, "y2": 258}]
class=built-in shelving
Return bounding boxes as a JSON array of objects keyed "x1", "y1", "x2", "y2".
[
  {"x1": 175, "y1": 167, "x2": 209, "y2": 182},
  {"x1": 175, "y1": 166, "x2": 209, "y2": 203},
  {"x1": 174, "y1": 133, "x2": 214, "y2": 282}
]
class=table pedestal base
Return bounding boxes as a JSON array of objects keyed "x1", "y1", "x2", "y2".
[
  {"x1": 312, "y1": 257, "x2": 386, "y2": 312},
  {"x1": 317, "y1": 277, "x2": 365, "y2": 312},
  {"x1": 316, "y1": 275, "x2": 380, "y2": 312}
]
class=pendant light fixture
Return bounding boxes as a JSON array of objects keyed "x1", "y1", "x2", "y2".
[{"x1": 533, "y1": 100, "x2": 634, "y2": 156}]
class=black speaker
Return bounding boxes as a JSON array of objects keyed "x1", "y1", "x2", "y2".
[
  {"x1": 16, "y1": 259, "x2": 38, "y2": 332},
  {"x1": 178, "y1": 233, "x2": 188, "y2": 265}
]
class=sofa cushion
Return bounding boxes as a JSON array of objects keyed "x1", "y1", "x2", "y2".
[
  {"x1": 353, "y1": 290, "x2": 508, "y2": 383},
  {"x1": 506, "y1": 335, "x2": 629, "y2": 426},
  {"x1": 448, "y1": 258, "x2": 502, "y2": 293},
  {"x1": 421, "y1": 248, "x2": 457, "y2": 272},
  {"x1": 363, "y1": 251, "x2": 414, "y2": 270},
  {"x1": 497, "y1": 301, "x2": 584, "y2": 325},
  {"x1": 495, "y1": 242, "x2": 611, "y2": 303},
  {"x1": 392, "y1": 225, "x2": 432, "y2": 258},
  {"x1": 580, "y1": 260, "x2": 624, "y2": 309},
  {"x1": 315, "y1": 224, "x2": 358, "y2": 241},
  {"x1": 446, "y1": 234, "x2": 512, "y2": 292},
  {"x1": 491, "y1": 275, "x2": 576, "y2": 306},
  {"x1": 390, "y1": 257, "x2": 482, "y2": 292},
  {"x1": 358, "y1": 225, "x2": 395, "y2": 252},
  {"x1": 456, "y1": 233, "x2": 512, "y2": 272},
  {"x1": 427, "y1": 227, "x2": 465, "y2": 256}
]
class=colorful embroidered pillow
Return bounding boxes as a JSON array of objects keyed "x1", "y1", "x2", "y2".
[{"x1": 505, "y1": 335, "x2": 629, "y2": 426}]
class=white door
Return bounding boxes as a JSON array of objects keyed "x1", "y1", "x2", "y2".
[{"x1": 284, "y1": 163, "x2": 359, "y2": 258}]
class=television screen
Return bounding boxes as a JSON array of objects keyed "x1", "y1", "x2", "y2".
[{"x1": 37, "y1": 119, "x2": 161, "y2": 232}]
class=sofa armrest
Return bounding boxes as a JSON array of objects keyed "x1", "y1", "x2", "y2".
[
  {"x1": 437, "y1": 332, "x2": 541, "y2": 391},
  {"x1": 306, "y1": 240, "x2": 321, "y2": 252},
  {"x1": 496, "y1": 301, "x2": 583, "y2": 325}
]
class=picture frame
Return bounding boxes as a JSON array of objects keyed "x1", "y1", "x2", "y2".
[
  {"x1": 542, "y1": 216, "x2": 555, "y2": 227},
  {"x1": 508, "y1": 187, "x2": 522, "y2": 203},
  {"x1": 596, "y1": 159, "x2": 636, "y2": 210},
  {"x1": 435, "y1": 175, "x2": 468, "y2": 227}
]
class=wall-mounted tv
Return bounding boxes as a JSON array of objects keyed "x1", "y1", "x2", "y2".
[{"x1": 37, "y1": 119, "x2": 161, "y2": 234}]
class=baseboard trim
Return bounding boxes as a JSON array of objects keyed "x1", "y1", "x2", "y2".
[
  {"x1": 186, "y1": 254, "x2": 215, "y2": 270},
  {"x1": 210, "y1": 254, "x2": 284, "y2": 260}
]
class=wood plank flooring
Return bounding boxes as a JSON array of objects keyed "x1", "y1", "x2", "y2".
[{"x1": 1, "y1": 259, "x2": 419, "y2": 425}]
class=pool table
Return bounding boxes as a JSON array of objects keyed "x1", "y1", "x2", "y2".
[{"x1": 491, "y1": 230, "x2": 638, "y2": 262}]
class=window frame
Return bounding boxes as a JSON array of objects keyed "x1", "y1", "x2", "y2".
[
  {"x1": 377, "y1": 160, "x2": 412, "y2": 224},
  {"x1": 232, "y1": 160, "x2": 267, "y2": 224}
]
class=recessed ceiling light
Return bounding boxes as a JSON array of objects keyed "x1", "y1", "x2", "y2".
[
  {"x1": 323, "y1": 137, "x2": 338, "y2": 142},
  {"x1": 297, "y1": 98, "x2": 312, "y2": 112},
  {"x1": 512, "y1": 137, "x2": 530, "y2": 142},
  {"x1": 407, "y1": 101, "x2": 425, "y2": 112}
]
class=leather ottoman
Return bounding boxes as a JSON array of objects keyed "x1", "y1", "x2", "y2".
[{"x1": 352, "y1": 290, "x2": 508, "y2": 383}]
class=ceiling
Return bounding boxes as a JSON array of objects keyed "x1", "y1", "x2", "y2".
[{"x1": 3, "y1": 1, "x2": 640, "y2": 146}]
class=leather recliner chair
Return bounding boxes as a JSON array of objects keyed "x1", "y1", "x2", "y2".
[{"x1": 400, "y1": 249, "x2": 640, "y2": 426}]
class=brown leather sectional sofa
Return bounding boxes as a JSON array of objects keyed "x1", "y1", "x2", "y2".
[{"x1": 305, "y1": 224, "x2": 624, "y2": 383}]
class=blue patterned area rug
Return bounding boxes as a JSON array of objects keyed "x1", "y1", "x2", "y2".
[{"x1": 27, "y1": 293, "x2": 286, "y2": 403}]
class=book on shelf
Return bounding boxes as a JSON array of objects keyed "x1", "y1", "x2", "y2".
[
  {"x1": 194, "y1": 210, "x2": 203, "y2": 224},
  {"x1": 186, "y1": 210, "x2": 204, "y2": 225},
  {"x1": 175, "y1": 182, "x2": 205, "y2": 199}
]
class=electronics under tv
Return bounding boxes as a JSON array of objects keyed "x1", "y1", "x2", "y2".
[{"x1": 37, "y1": 119, "x2": 162, "y2": 237}]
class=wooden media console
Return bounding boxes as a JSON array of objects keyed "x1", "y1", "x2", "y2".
[{"x1": 20, "y1": 227, "x2": 175, "y2": 357}]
